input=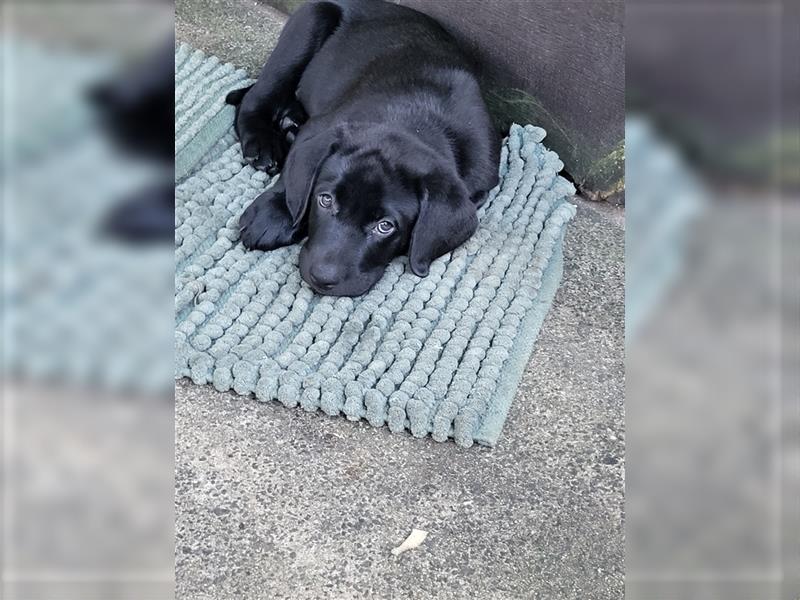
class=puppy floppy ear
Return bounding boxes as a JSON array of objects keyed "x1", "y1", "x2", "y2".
[
  {"x1": 225, "y1": 85, "x2": 253, "y2": 106},
  {"x1": 408, "y1": 172, "x2": 477, "y2": 277},
  {"x1": 281, "y1": 126, "x2": 339, "y2": 228}
]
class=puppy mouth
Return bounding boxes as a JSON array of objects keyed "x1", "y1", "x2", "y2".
[
  {"x1": 301, "y1": 274, "x2": 374, "y2": 297},
  {"x1": 307, "y1": 280, "x2": 334, "y2": 294}
]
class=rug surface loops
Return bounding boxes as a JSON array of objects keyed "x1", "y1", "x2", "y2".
[{"x1": 175, "y1": 44, "x2": 576, "y2": 447}]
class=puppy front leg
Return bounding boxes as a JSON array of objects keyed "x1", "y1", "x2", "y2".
[{"x1": 227, "y1": 1, "x2": 341, "y2": 174}]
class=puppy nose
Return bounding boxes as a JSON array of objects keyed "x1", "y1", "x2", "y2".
[{"x1": 309, "y1": 263, "x2": 340, "y2": 289}]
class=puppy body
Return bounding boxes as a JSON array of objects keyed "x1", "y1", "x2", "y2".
[{"x1": 232, "y1": 0, "x2": 499, "y2": 296}]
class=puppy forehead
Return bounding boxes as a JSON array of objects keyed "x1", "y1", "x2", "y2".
[{"x1": 320, "y1": 158, "x2": 414, "y2": 221}]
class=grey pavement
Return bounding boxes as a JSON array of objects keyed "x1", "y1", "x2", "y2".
[{"x1": 175, "y1": 1, "x2": 625, "y2": 598}]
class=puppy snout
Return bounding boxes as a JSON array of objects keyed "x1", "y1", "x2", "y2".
[{"x1": 308, "y1": 263, "x2": 341, "y2": 290}]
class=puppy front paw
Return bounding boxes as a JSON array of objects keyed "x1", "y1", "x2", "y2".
[
  {"x1": 238, "y1": 198, "x2": 263, "y2": 249},
  {"x1": 232, "y1": 96, "x2": 307, "y2": 175},
  {"x1": 238, "y1": 116, "x2": 286, "y2": 176},
  {"x1": 238, "y1": 188, "x2": 304, "y2": 251}
]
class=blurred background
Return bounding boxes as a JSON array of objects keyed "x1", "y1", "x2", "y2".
[
  {"x1": 1, "y1": 0, "x2": 798, "y2": 599},
  {"x1": 625, "y1": 1, "x2": 798, "y2": 599},
  {"x1": 1, "y1": 2, "x2": 175, "y2": 599}
]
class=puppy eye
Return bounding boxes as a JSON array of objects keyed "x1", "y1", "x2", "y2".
[
  {"x1": 317, "y1": 193, "x2": 333, "y2": 208},
  {"x1": 375, "y1": 220, "x2": 395, "y2": 235}
]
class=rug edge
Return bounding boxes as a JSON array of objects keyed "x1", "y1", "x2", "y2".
[
  {"x1": 174, "y1": 41, "x2": 254, "y2": 182},
  {"x1": 473, "y1": 229, "x2": 567, "y2": 447}
]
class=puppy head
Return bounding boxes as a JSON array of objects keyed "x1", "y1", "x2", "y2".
[
  {"x1": 300, "y1": 153, "x2": 417, "y2": 296},
  {"x1": 286, "y1": 125, "x2": 477, "y2": 297}
]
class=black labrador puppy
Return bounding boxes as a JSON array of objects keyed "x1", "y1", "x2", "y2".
[{"x1": 230, "y1": 0, "x2": 499, "y2": 296}]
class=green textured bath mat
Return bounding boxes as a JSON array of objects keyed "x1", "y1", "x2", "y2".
[{"x1": 175, "y1": 45, "x2": 576, "y2": 447}]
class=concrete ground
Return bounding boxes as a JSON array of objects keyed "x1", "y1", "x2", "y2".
[{"x1": 175, "y1": 1, "x2": 625, "y2": 598}]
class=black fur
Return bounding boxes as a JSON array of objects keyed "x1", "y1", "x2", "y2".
[{"x1": 231, "y1": 0, "x2": 499, "y2": 296}]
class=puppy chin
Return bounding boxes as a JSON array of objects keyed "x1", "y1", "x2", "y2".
[{"x1": 300, "y1": 273, "x2": 381, "y2": 297}]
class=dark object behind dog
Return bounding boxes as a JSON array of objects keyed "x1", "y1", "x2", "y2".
[
  {"x1": 90, "y1": 39, "x2": 175, "y2": 243},
  {"x1": 230, "y1": 0, "x2": 499, "y2": 296}
]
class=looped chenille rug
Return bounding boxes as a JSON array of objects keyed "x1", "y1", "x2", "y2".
[{"x1": 175, "y1": 44, "x2": 576, "y2": 447}]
